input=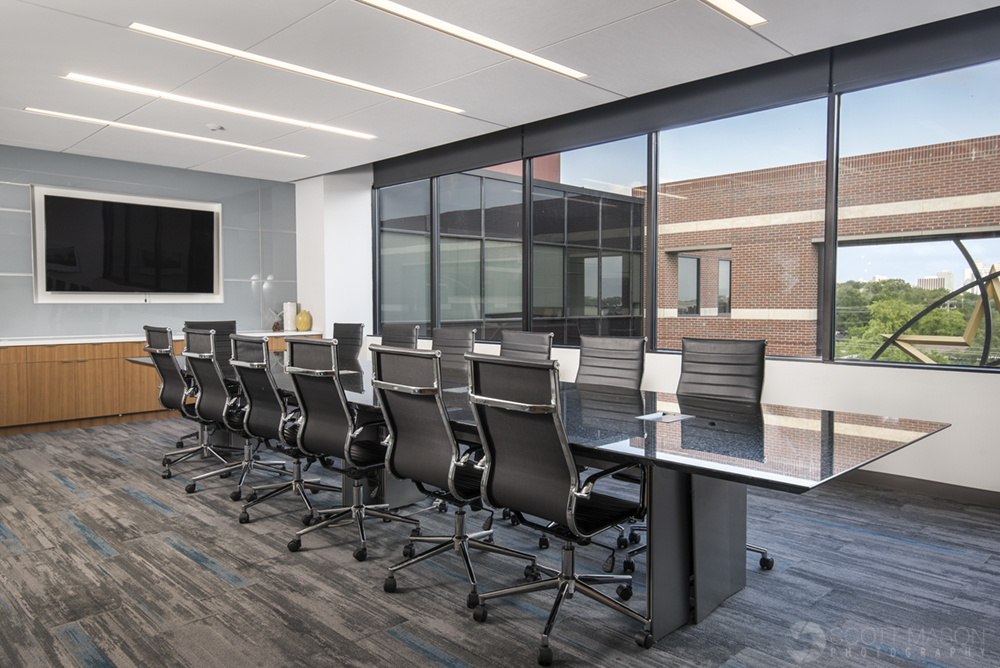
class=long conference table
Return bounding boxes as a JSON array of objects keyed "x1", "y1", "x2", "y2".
[{"x1": 138, "y1": 352, "x2": 949, "y2": 641}]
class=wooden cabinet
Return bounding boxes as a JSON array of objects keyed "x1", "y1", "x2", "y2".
[
  {"x1": 0, "y1": 347, "x2": 28, "y2": 427},
  {"x1": 119, "y1": 341, "x2": 165, "y2": 415}
]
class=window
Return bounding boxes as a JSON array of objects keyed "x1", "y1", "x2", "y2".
[
  {"x1": 678, "y1": 256, "x2": 699, "y2": 316},
  {"x1": 379, "y1": 180, "x2": 431, "y2": 335},
  {"x1": 835, "y1": 59, "x2": 1000, "y2": 367},
  {"x1": 718, "y1": 259, "x2": 731, "y2": 315},
  {"x1": 531, "y1": 137, "x2": 647, "y2": 344},
  {"x1": 657, "y1": 100, "x2": 827, "y2": 355}
]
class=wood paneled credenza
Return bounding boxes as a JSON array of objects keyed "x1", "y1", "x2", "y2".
[{"x1": 0, "y1": 331, "x2": 318, "y2": 436}]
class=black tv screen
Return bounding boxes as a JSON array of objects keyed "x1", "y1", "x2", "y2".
[{"x1": 34, "y1": 187, "x2": 220, "y2": 299}]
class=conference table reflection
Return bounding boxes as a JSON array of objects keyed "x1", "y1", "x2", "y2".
[{"x1": 280, "y1": 357, "x2": 948, "y2": 640}]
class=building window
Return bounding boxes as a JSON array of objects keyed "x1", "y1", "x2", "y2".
[
  {"x1": 678, "y1": 256, "x2": 699, "y2": 315},
  {"x1": 718, "y1": 259, "x2": 731, "y2": 315},
  {"x1": 657, "y1": 99, "x2": 827, "y2": 354},
  {"x1": 378, "y1": 180, "x2": 431, "y2": 335},
  {"x1": 835, "y1": 59, "x2": 1000, "y2": 367}
]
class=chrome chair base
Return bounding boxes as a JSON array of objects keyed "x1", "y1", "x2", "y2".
[
  {"x1": 184, "y1": 437, "x2": 286, "y2": 495},
  {"x1": 383, "y1": 507, "x2": 544, "y2": 608},
  {"x1": 287, "y1": 477, "x2": 419, "y2": 561},
  {"x1": 237, "y1": 456, "x2": 340, "y2": 521},
  {"x1": 161, "y1": 423, "x2": 241, "y2": 479}
]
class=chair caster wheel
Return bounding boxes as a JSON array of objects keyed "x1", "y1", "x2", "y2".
[
  {"x1": 161, "y1": 457, "x2": 171, "y2": 467},
  {"x1": 623, "y1": 558, "x2": 635, "y2": 574},
  {"x1": 287, "y1": 539, "x2": 301, "y2": 553},
  {"x1": 466, "y1": 591, "x2": 479, "y2": 609},
  {"x1": 220, "y1": 471, "x2": 231, "y2": 479},
  {"x1": 175, "y1": 441, "x2": 184, "y2": 449},
  {"x1": 629, "y1": 530, "x2": 641, "y2": 544},
  {"x1": 384, "y1": 576, "x2": 396, "y2": 593},
  {"x1": 238, "y1": 512, "x2": 250, "y2": 524},
  {"x1": 472, "y1": 605, "x2": 487, "y2": 622},
  {"x1": 310, "y1": 488, "x2": 319, "y2": 494},
  {"x1": 301, "y1": 514, "x2": 314, "y2": 526},
  {"x1": 538, "y1": 646, "x2": 552, "y2": 666},
  {"x1": 617, "y1": 535, "x2": 629, "y2": 550},
  {"x1": 760, "y1": 556, "x2": 774, "y2": 570},
  {"x1": 524, "y1": 565, "x2": 541, "y2": 581},
  {"x1": 617, "y1": 584, "x2": 633, "y2": 601},
  {"x1": 402, "y1": 544, "x2": 415, "y2": 558},
  {"x1": 185, "y1": 483, "x2": 196, "y2": 494},
  {"x1": 501, "y1": 509, "x2": 511, "y2": 520},
  {"x1": 538, "y1": 536, "x2": 549, "y2": 549},
  {"x1": 353, "y1": 547, "x2": 367, "y2": 562},
  {"x1": 635, "y1": 631, "x2": 654, "y2": 649},
  {"x1": 246, "y1": 491, "x2": 258, "y2": 502},
  {"x1": 409, "y1": 528, "x2": 421, "y2": 538},
  {"x1": 230, "y1": 490, "x2": 241, "y2": 501},
  {"x1": 161, "y1": 470, "x2": 172, "y2": 479},
  {"x1": 603, "y1": 554, "x2": 615, "y2": 573},
  {"x1": 510, "y1": 515, "x2": 520, "y2": 526},
  {"x1": 437, "y1": 502, "x2": 447, "y2": 513}
]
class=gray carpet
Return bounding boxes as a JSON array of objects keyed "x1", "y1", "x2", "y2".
[{"x1": 0, "y1": 418, "x2": 997, "y2": 668}]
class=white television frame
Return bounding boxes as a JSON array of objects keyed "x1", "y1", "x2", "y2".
[{"x1": 31, "y1": 185, "x2": 224, "y2": 304}]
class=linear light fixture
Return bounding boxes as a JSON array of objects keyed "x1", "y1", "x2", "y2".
[
  {"x1": 128, "y1": 22, "x2": 464, "y2": 114},
  {"x1": 65, "y1": 73, "x2": 376, "y2": 140},
  {"x1": 702, "y1": 0, "x2": 768, "y2": 27},
  {"x1": 23, "y1": 108, "x2": 308, "y2": 158},
  {"x1": 354, "y1": 0, "x2": 587, "y2": 79}
]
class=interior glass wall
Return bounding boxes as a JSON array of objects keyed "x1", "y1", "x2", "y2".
[
  {"x1": 835, "y1": 59, "x2": 1000, "y2": 367},
  {"x1": 657, "y1": 100, "x2": 828, "y2": 356},
  {"x1": 530, "y1": 137, "x2": 647, "y2": 344},
  {"x1": 378, "y1": 179, "x2": 431, "y2": 335}
]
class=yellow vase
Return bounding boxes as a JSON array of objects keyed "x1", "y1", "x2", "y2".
[{"x1": 295, "y1": 310, "x2": 312, "y2": 331}]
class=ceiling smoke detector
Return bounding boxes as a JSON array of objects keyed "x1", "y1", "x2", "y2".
[{"x1": 206, "y1": 123, "x2": 225, "y2": 131}]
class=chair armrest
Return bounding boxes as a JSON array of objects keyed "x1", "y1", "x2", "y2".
[{"x1": 574, "y1": 463, "x2": 636, "y2": 500}]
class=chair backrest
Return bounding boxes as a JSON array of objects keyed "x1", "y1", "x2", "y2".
[
  {"x1": 285, "y1": 337, "x2": 353, "y2": 460},
  {"x1": 380, "y1": 323, "x2": 419, "y2": 349},
  {"x1": 332, "y1": 322, "x2": 364, "y2": 363},
  {"x1": 574, "y1": 385, "x2": 646, "y2": 437},
  {"x1": 575, "y1": 335, "x2": 645, "y2": 390},
  {"x1": 183, "y1": 327, "x2": 239, "y2": 429},
  {"x1": 430, "y1": 327, "x2": 476, "y2": 385},
  {"x1": 143, "y1": 325, "x2": 187, "y2": 412},
  {"x1": 467, "y1": 353, "x2": 578, "y2": 529},
  {"x1": 676, "y1": 337, "x2": 766, "y2": 403},
  {"x1": 499, "y1": 330, "x2": 553, "y2": 361},
  {"x1": 184, "y1": 320, "x2": 237, "y2": 377},
  {"x1": 371, "y1": 346, "x2": 461, "y2": 495},
  {"x1": 230, "y1": 334, "x2": 285, "y2": 441}
]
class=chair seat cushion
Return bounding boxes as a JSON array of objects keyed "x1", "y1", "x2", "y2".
[
  {"x1": 572, "y1": 492, "x2": 640, "y2": 537},
  {"x1": 346, "y1": 437, "x2": 386, "y2": 468},
  {"x1": 452, "y1": 461, "x2": 483, "y2": 501}
]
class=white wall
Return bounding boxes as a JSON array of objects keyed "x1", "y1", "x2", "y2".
[
  {"x1": 295, "y1": 177, "x2": 326, "y2": 333},
  {"x1": 300, "y1": 168, "x2": 997, "y2": 494}
]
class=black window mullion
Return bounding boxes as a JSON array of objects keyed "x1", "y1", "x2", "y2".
[
  {"x1": 645, "y1": 132, "x2": 658, "y2": 350},
  {"x1": 820, "y1": 88, "x2": 841, "y2": 360},
  {"x1": 430, "y1": 177, "x2": 441, "y2": 332},
  {"x1": 522, "y1": 158, "x2": 533, "y2": 332}
]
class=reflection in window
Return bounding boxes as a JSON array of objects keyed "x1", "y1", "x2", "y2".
[
  {"x1": 381, "y1": 232, "x2": 430, "y2": 332},
  {"x1": 678, "y1": 256, "x2": 699, "y2": 316},
  {"x1": 379, "y1": 180, "x2": 430, "y2": 233},
  {"x1": 440, "y1": 237, "x2": 481, "y2": 323},
  {"x1": 836, "y1": 59, "x2": 1000, "y2": 367},
  {"x1": 718, "y1": 259, "x2": 731, "y2": 314}
]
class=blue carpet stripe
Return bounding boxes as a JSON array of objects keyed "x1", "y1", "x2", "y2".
[
  {"x1": 58, "y1": 513, "x2": 118, "y2": 558},
  {"x1": 163, "y1": 534, "x2": 249, "y2": 588},
  {"x1": 781, "y1": 513, "x2": 983, "y2": 558},
  {"x1": 97, "y1": 448, "x2": 136, "y2": 467},
  {"x1": 120, "y1": 487, "x2": 179, "y2": 517},
  {"x1": 53, "y1": 622, "x2": 115, "y2": 668},
  {"x1": 49, "y1": 471, "x2": 92, "y2": 498},
  {"x1": 385, "y1": 626, "x2": 473, "y2": 668},
  {"x1": 0, "y1": 459, "x2": 20, "y2": 478},
  {"x1": 0, "y1": 520, "x2": 26, "y2": 555}
]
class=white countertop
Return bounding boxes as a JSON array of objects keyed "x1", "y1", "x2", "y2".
[{"x1": 0, "y1": 330, "x2": 324, "y2": 347}]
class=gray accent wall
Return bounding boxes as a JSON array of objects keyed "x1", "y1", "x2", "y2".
[{"x1": 0, "y1": 145, "x2": 296, "y2": 339}]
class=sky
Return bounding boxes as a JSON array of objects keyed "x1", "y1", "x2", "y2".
[{"x1": 554, "y1": 59, "x2": 1000, "y2": 286}]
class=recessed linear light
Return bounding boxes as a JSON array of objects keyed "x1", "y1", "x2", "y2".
[
  {"x1": 355, "y1": 0, "x2": 587, "y2": 80},
  {"x1": 23, "y1": 108, "x2": 308, "y2": 158},
  {"x1": 702, "y1": 0, "x2": 768, "y2": 27},
  {"x1": 128, "y1": 22, "x2": 464, "y2": 114},
  {"x1": 64, "y1": 73, "x2": 376, "y2": 140}
]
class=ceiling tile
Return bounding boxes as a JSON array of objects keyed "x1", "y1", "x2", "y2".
[
  {"x1": 332, "y1": 98, "x2": 504, "y2": 150},
  {"x1": 418, "y1": 60, "x2": 622, "y2": 128},
  {"x1": 66, "y1": 125, "x2": 244, "y2": 169},
  {"x1": 116, "y1": 99, "x2": 301, "y2": 147},
  {"x1": 747, "y1": 0, "x2": 1000, "y2": 54},
  {"x1": 0, "y1": 107, "x2": 100, "y2": 152},
  {"x1": 536, "y1": 0, "x2": 790, "y2": 98}
]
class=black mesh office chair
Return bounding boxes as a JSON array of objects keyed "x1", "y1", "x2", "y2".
[
  {"x1": 675, "y1": 336, "x2": 773, "y2": 569},
  {"x1": 430, "y1": 327, "x2": 476, "y2": 386},
  {"x1": 499, "y1": 330, "x2": 553, "y2": 361},
  {"x1": 181, "y1": 328, "x2": 279, "y2": 495},
  {"x1": 144, "y1": 326, "x2": 238, "y2": 479},
  {"x1": 466, "y1": 353, "x2": 652, "y2": 665},
  {"x1": 332, "y1": 322, "x2": 364, "y2": 364},
  {"x1": 230, "y1": 335, "x2": 339, "y2": 511},
  {"x1": 371, "y1": 345, "x2": 542, "y2": 608},
  {"x1": 184, "y1": 320, "x2": 237, "y2": 378},
  {"x1": 380, "y1": 324, "x2": 419, "y2": 349},
  {"x1": 283, "y1": 337, "x2": 419, "y2": 560},
  {"x1": 576, "y1": 335, "x2": 645, "y2": 389}
]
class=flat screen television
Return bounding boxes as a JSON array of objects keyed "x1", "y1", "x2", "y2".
[{"x1": 32, "y1": 186, "x2": 223, "y2": 304}]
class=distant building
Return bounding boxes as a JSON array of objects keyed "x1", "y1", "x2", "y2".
[{"x1": 917, "y1": 276, "x2": 946, "y2": 290}]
